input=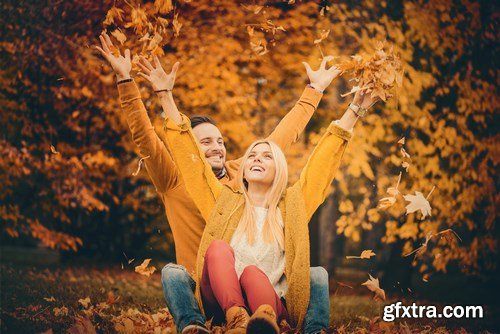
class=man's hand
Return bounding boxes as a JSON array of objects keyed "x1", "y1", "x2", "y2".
[
  {"x1": 303, "y1": 55, "x2": 341, "y2": 92},
  {"x1": 94, "y1": 33, "x2": 132, "y2": 81},
  {"x1": 137, "y1": 56, "x2": 180, "y2": 93}
]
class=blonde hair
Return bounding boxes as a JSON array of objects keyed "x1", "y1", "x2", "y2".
[{"x1": 233, "y1": 140, "x2": 288, "y2": 249}]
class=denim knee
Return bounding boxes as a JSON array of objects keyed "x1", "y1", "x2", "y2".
[
  {"x1": 310, "y1": 266, "x2": 329, "y2": 286},
  {"x1": 161, "y1": 263, "x2": 192, "y2": 287}
]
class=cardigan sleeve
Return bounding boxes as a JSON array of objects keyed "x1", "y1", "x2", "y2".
[
  {"x1": 225, "y1": 86, "x2": 322, "y2": 179},
  {"x1": 161, "y1": 114, "x2": 223, "y2": 222},
  {"x1": 266, "y1": 86, "x2": 322, "y2": 152},
  {"x1": 294, "y1": 120, "x2": 353, "y2": 222},
  {"x1": 118, "y1": 80, "x2": 179, "y2": 193}
]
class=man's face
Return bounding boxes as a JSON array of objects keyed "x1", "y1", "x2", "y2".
[{"x1": 192, "y1": 122, "x2": 227, "y2": 171}]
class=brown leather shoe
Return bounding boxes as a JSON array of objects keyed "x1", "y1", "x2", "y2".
[
  {"x1": 246, "y1": 304, "x2": 279, "y2": 334},
  {"x1": 225, "y1": 306, "x2": 250, "y2": 334}
]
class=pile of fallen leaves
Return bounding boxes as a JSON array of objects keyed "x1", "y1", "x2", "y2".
[{"x1": 338, "y1": 41, "x2": 404, "y2": 101}]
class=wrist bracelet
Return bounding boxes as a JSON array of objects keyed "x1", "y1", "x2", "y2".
[
  {"x1": 348, "y1": 103, "x2": 368, "y2": 117},
  {"x1": 155, "y1": 89, "x2": 172, "y2": 94},
  {"x1": 117, "y1": 78, "x2": 133, "y2": 85},
  {"x1": 307, "y1": 84, "x2": 323, "y2": 93}
]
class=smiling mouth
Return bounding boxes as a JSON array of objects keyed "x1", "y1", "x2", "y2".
[{"x1": 250, "y1": 166, "x2": 265, "y2": 172}]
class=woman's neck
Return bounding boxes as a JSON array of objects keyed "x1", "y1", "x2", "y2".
[{"x1": 247, "y1": 182, "x2": 269, "y2": 207}]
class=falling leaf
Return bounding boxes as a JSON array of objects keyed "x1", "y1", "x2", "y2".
[
  {"x1": 132, "y1": 155, "x2": 150, "y2": 176},
  {"x1": 403, "y1": 188, "x2": 434, "y2": 219},
  {"x1": 103, "y1": 7, "x2": 125, "y2": 26},
  {"x1": 398, "y1": 137, "x2": 406, "y2": 145},
  {"x1": 437, "y1": 228, "x2": 462, "y2": 243},
  {"x1": 402, "y1": 161, "x2": 410, "y2": 172},
  {"x1": 111, "y1": 29, "x2": 127, "y2": 45},
  {"x1": 378, "y1": 196, "x2": 396, "y2": 209},
  {"x1": 387, "y1": 172, "x2": 402, "y2": 197},
  {"x1": 172, "y1": 14, "x2": 182, "y2": 37},
  {"x1": 78, "y1": 297, "x2": 91, "y2": 309},
  {"x1": 128, "y1": 258, "x2": 135, "y2": 264},
  {"x1": 53, "y1": 306, "x2": 69, "y2": 316},
  {"x1": 250, "y1": 40, "x2": 269, "y2": 56},
  {"x1": 400, "y1": 147, "x2": 411, "y2": 158},
  {"x1": 362, "y1": 274, "x2": 386, "y2": 301},
  {"x1": 44, "y1": 296, "x2": 56, "y2": 302},
  {"x1": 154, "y1": 0, "x2": 173, "y2": 15},
  {"x1": 135, "y1": 259, "x2": 156, "y2": 277},
  {"x1": 314, "y1": 29, "x2": 330, "y2": 44},
  {"x1": 346, "y1": 249, "x2": 376, "y2": 259},
  {"x1": 340, "y1": 85, "x2": 361, "y2": 97},
  {"x1": 242, "y1": 4, "x2": 263, "y2": 14},
  {"x1": 403, "y1": 231, "x2": 433, "y2": 259},
  {"x1": 50, "y1": 145, "x2": 60, "y2": 154},
  {"x1": 147, "y1": 33, "x2": 163, "y2": 51}
]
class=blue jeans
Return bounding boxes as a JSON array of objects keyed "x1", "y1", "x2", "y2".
[
  {"x1": 161, "y1": 264, "x2": 330, "y2": 333},
  {"x1": 161, "y1": 264, "x2": 206, "y2": 333},
  {"x1": 304, "y1": 266, "x2": 331, "y2": 334}
]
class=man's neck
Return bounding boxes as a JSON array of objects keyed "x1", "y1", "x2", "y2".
[{"x1": 213, "y1": 167, "x2": 226, "y2": 179}]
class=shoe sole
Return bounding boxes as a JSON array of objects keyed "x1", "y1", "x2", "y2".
[{"x1": 247, "y1": 316, "x2": 279, "y2": 334}]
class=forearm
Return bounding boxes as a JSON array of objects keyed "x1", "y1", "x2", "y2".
[
  {"x1": 157, "y1": 91, "x2": 182, "y2": 124},
  {"x1": 337, "y1": 107, "x2": 359, "y2": 131}
]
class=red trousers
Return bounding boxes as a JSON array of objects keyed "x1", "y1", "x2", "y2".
[{"x1": 200, "y1": 240, "x2": 288, "y2": 323}]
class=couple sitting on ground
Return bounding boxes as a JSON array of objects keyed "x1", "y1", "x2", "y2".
[{"x1": 97, "y1": 32, "x2": 384, "y2": 334}]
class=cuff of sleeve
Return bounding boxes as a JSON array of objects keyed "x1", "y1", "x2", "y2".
[
  {"x1": 300, "y1": 86, "x2": 323, "y2": 108},
  {"x1": 329, "y1": 121, "x2": 353, "y2": 141},
  {"x1": 164, "y1": 113, "x2": 191, "y2": 131},
  {"x1": 117, "y1": 80, "x2": 141, "y2": 101}
]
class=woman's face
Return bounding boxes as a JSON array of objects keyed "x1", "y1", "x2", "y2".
[{"x1": 244, "y1": 143, "x2": 276, "y2": 186}]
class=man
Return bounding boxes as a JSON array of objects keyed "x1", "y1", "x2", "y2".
[{"x1": 96, "y1": 32, "x2": 338, "y2": 334}]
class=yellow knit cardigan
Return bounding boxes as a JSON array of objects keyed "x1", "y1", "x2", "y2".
[{"x1": 161, "y1": 117, "x2": 352, "y2": 330}]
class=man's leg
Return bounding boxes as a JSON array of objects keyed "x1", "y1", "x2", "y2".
[
  {"x1": 303, "y1": 266, "x2": 330, "y2": 334},
  {"x1": 161, "y1": 263, "x2": 208, "y2": 333}
]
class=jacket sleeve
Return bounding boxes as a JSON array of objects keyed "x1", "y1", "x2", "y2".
[
  {"x1": 293, "y1": 121, "x2": 353, "y2": 222},
  {"x1": 161, "y1": 114, "x2": 223, "y2": 222},
  {"x1": 118, "y1": 80, "x2": 179, "y2": 193},
  {"x1": 225, "y1": 86, "x2": 323, "y2": 176},
  {"x1": 266, "y1": 86, "x2": 322, "y2": 152}
]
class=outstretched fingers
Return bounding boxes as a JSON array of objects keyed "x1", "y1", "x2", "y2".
[
  {"x1": 139, "y1": 56, "x2": 155, "y2": 71},
  {"x1": 137, "y1": 72, "x2": 152, "y2": 82},
  {"x1": 170, "y1": 61, "x2": 180, "y2": 75},
  {"x1": 153, "y1": 55, "x2": 162, "y2": 69},
  {"x1": 320, "y1": 55, "x2": 334, "y2": 70},
  {"x1": 302, "y1": 61, "x2": 313, "y2": 74}
]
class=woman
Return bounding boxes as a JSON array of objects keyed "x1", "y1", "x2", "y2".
[{"x1": 163, "y1": 89, "x2": 381, "y2": 334}]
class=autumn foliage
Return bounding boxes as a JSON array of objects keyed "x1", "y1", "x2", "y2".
[{"x1": 1, "y1": 0, "x2": 497, "y2": 281}]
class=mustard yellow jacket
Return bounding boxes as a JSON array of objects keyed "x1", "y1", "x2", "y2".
[
  {"x1": 118, "y1": 80, "x2": 323, "y2": 273},
  {"x1": 162, "y1": 116, "x2": 352, "y2": 329}
]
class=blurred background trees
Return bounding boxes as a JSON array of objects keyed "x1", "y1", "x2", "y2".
[{"x1": 1, "y1": 0, "x2": 497, "y2": 286}]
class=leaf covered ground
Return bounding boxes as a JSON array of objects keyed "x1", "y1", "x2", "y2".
[{"x1": 1, "y1": 263, "x2": 497, "y2": 333}]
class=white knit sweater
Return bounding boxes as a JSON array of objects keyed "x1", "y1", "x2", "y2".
[{"x1": 230, "y1": 207, "x2": 287, "y2": 297}]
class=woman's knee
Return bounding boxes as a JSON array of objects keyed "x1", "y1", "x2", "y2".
[
  {"x1": 240, "y1": 265, "x2": 265, "y2": 286},
  {"x1": 205, "y1": 240, "x2": 233, "y2": 263}
]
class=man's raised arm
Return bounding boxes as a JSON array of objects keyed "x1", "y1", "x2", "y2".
[{"x1": 95, "y1": 33, "x2": 179, "y2": 193}]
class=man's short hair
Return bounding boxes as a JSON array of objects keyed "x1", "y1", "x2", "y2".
[{"x1": 189, "y1": 115, "x2": 217, "y2": 129}]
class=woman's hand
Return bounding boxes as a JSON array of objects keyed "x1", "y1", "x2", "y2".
[
  {"x1": 94, "y1": 33, "x2": 131, "y2": 81},
  {"x1": 302, "y1": 55, "x2": 341, "y2": 92},
  {"x1": 352, "y1": 89, "x2": 383, "y2": 110},
  {"x1": 137, "y1": 56, "x2": 180, "y2": 93}
]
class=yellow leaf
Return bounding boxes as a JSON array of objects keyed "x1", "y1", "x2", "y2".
[
  {"x1": 111, "y1": 29, "x2": 127, "y2": 45},
  {"x1": 135, "y1": 259, "x2": 156, "y2": 277},
  {"x1": 78, "y1": 297, "x2": 91, "y2": 309},
  {"x1": 361, "y1": 274, "x2": 386, "y2": 301},
  {"x1": 346, "y1": 249, "x2": 376, "y2": 259}
]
